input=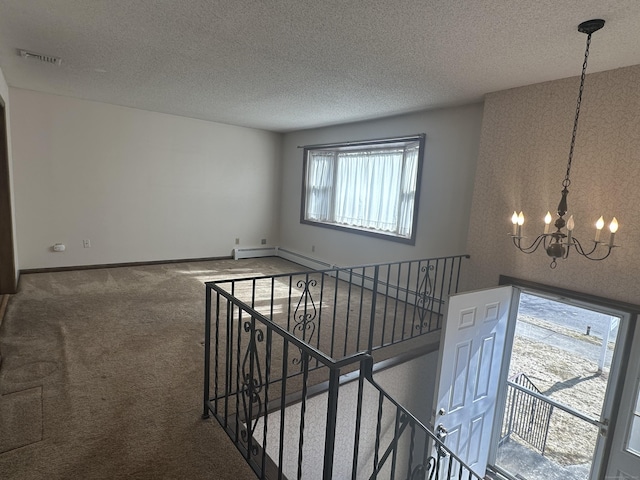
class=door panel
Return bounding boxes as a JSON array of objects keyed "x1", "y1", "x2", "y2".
[{"x1": 433, "y1": 286, "x2": 514, "y2": 477}]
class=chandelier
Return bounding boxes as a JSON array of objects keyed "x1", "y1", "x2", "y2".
[{"x1": 510, "y1": 19, "x2": 618, "y2": 268}]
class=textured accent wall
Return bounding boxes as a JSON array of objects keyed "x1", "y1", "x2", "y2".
[{"x1": 465, "y1": 65, "x2": 640, "y2": 304}]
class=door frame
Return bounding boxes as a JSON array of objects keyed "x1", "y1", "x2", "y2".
[
  {"x1": 494, "y1": 275, "x2": 640, "y2": 479},
  {"x1": 607, "y1": 321, "x2": 640, "y2": 478},
  {"x1": 0, "y1": 93, "x2": 17, "y2": 294}
]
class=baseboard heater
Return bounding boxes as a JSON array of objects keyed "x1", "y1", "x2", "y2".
[
  {"x1": 233, "y1": 246, "x2": 278, "y2": 260},
  {"x1": 233, "y1": 246, "x2": 334, "y2": 271},
  {"x1": 276, "y1": 248, "x2": 334, "y2": 270}
]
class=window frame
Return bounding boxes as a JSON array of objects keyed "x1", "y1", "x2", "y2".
[{"x1": 299, "y1": 134, "x2": 425, "y2": 245}]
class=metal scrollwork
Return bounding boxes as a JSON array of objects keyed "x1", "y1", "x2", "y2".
[
  {"x1": 240, "y1": 319, "x2": 264, "y2": 456},
  {"x1": 415, "y1": 264, "x2": 435, "y2": 331},
  {"x1": 292, "y1": 278, "x2": 318, "y2": 367}
]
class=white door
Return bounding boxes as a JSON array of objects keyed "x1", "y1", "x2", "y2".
[
  {"x1": 433, "y1": 286, "x2": 515, "y2": 477},
  {"x1": 606, "y1": 319, "x2": 640, "y2": 479}
]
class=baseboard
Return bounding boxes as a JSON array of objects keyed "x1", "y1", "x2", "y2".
[
  {"x1": 233, "y1": 246, "x2": 278, "y2": 260},
  {"x1": 19, "y1": 255, "x2": 233, "y2": 275},
  {"x1": 17, "y1": 247, "x2": 314, "y2": 274},
  {"x1": 0, "y1": 293, "x2": 9, "y2": 324},
  {"x1": 0, "y1": 294, "x2": 8, "y2": 372},
  {"x1": 18, "y1": 248, "x2": 444, "y2": 315}
]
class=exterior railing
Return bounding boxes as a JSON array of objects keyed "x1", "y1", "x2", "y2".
[
  {"x1": 202, "y1": 254, "x2": 474, "y2": 479},
  {"x1": 500, "y1": 373, "x2": 553, "y2": 455},
  {"x1": 499, "y1": 372, "x2": 603, "y2": 460}
]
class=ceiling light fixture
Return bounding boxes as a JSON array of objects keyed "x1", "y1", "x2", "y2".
[{"x1": 510, "y1": 19, "x2": 618, "y2": 268}]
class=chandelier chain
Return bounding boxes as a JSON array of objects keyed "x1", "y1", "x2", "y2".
[{"x1": 563, "y1": 32, "x2": 593, "y2": 189}]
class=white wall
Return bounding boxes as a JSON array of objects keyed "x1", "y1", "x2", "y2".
[
  {"x1": 255, "y1": 352, "x2": 439, "y2": 479},
  {"x1": 279, "y1": 104, "x2": 483, "y2": 267},
  {"x1": 374, "y1": 351, "x2": 438, "y2": 427},
  {"x1": 10, "y1": 88, "x2": 283, "y2": 269},
  {"x1": 0, "y1": 66, "x2": 18, "y2": 282}
]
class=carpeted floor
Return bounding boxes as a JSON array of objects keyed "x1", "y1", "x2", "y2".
[{"x1": 0, "y1": 257, "x2": 307, "y2": 480}]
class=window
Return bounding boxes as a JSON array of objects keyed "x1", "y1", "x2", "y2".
[{"x1": 301, "y1": 135, "x2": 425, "y2": 243}]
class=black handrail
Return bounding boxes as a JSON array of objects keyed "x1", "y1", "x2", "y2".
[
  {"x1": 203, "y1": 254, "x2": 474, "y2": 479},
  {"x1": 210, "y1": 254, "x2": 470, "y2": 286},
  {"x1": 360, "y1": 355, "x2": 483, "y2": 480},
  {"x1": 208, "y1": 254, "x2": 469, "y2": 364}
]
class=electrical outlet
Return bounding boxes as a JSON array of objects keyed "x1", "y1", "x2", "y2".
[
  {"x1": 235, "y1": 238, "x2": 240, "y2": 245},
  {"x1": 83, "y1": 239, "x2": 91, "y2": 248},
  {"x1": 261, "y1": 238, "x2": 267, "y2": 245}
]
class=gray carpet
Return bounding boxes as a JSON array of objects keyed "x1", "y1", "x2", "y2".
[{"x1": 0, "y1": 258, "x2": 306, "y2": 480}]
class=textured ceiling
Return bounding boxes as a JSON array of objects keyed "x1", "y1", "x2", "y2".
[{"x1": 1, "y1": 1, "x2": 639, "y2": 132}]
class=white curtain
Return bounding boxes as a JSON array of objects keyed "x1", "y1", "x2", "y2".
[
  {"x1": 334, "y1": 149, "x2": 402, "y2": 232},
  {"x1": 305, "y1": 152, "x2": 335, "y2": 221},
  {"x1": 305, "y1": 144, "x2": 419, "y2": 237},
  {"x1": 398, "y1": 146, "x2": 419, "y2": 237}
]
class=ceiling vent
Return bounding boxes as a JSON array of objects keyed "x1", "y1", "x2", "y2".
[{"x1": 18, "y1": 49, "x2": 62, "y2": 66}]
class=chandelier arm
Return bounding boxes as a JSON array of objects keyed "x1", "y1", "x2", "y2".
[
  {"x1": 512, "y1": 234, "x2": 548, "y2": 254},
  {"x1": 571, "y1": 236, "x2": 589, "y2": 256},
  {"x1": 583, "y1": 246, "x2": 614, "y2": 261},
  {"x1": 571, "y1": 237, "x2": 599, "y2": 256},
  {"x1": 591, "y1": 247, "x2": 614, "y2": 261},
  {"x1": 571, "y1": 237, "x2": 612, "y2": 260}
]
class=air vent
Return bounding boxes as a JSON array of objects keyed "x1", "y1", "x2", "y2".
[{"x1": 18, "y1": 49, "x2": 62, "y2": 66}]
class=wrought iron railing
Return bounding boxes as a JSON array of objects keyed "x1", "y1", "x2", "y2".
[
  {"x1": 202, "y1": 286, "x2": 480, "y2": 479},
  {"x1": 208, "y1": 255, "x2": 468, "y2": 365},
  {"x1": 359, "y1": 356, "x2": 483, "y2": 480},
  {"x1": 499, "y1": 372, "x2": 603, "y2": 465},
  {"x1": 500, "y1": 373, "x2": 553, "y2": 455},
  {"x1": 202, "y1": 254, "x2": 474, "y2": 479}
]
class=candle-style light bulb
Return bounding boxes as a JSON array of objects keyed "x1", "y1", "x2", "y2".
[
  {"x1": 595, "y1": 216, "x2": 605, "y2": 242},
  {"x1": 566, "y1": 215, "x2": 575, "y2": 244},
  {"x1": 544, "y1": 211, "x2": 552, "y2": 234},
  {"x1": 511, "y1": 211, "x2": 518, "y2": 235},
  {"x1": 517, "y1": 211, "x2": 524, "y2": 237},
  {"x1": 609, "y1": 217, "x2": 618, "y2": 233},
  {"x1": 608, "y1": 217, "x2": 618, "y2": 246}
]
